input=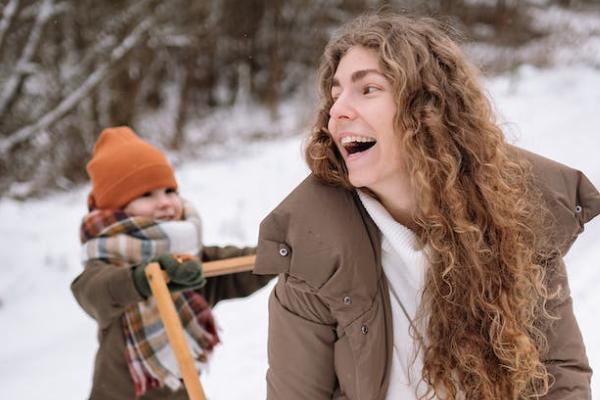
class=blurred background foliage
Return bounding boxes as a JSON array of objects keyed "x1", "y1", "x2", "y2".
[{"x1": 0, "y1": 0, "x2": 597, "y2": 199}]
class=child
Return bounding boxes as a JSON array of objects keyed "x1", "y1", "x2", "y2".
[{"x1": 72, "y1": 126, "x2": 272, "y2": 399}]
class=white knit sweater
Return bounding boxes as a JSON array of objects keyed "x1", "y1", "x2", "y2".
[{"x1": 358, "y1": 190, "x2": 430, "y2": 400}]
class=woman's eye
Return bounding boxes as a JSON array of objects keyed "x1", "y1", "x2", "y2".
[
  {"x1": 142, "y1": 191, "x2": 152, "y2": 197},
  {"x1": 166, "y1": 188, "x2": 177, "y2": 194},
  {"x1": 363, "y1": 85, "x2": 379, "y2": 95}
]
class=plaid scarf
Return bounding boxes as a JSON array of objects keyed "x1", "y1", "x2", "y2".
[{"x1": 80, "y1": 201, "x2": 219, "y2": 397}]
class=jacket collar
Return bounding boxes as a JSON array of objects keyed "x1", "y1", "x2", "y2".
[
  {"x1": 514, "y1": 146, "x2": 600, "y2": 254},
  {"x1": 256, "y1": 147, "x2": 600, "y2": 274}
]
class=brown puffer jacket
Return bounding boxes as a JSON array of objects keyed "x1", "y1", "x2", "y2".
[
  {"x1": 72, "y1": 245, "x2": 273, "y2": 400},
  {"x1": 254, "y1": 149, "x2": 600, "y2": 400}
]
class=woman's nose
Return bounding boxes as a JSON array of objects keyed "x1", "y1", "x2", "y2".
[{"x1": 329, "y1": 93, "x2": 356, "y2": 121}]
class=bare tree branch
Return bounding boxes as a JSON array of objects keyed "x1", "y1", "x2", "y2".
[
  {"x1": 0, "y1": 0, "x2": 56, "y2": 117},
  {"x1": 0, "y1": 16, "x2": 155, "y2": 156},
  {"x1": 61, "y1": 0, "x2": 155, "y2": 87},
  {"x1": 0, "y1": 0, "x2": 20, "y2": 54}
]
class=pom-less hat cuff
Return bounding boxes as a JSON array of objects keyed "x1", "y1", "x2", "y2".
[{"x1": 93, "y1": 164, "x2": 178, "y2": 210}]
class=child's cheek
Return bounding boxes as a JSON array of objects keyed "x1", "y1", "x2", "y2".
[{"x1": 175, "y1": 199, "x2": 184, "y2": 220}]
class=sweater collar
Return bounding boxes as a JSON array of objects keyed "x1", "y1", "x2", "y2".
[{"x1": 356, "y1": 190, "x2": 421, "y2": 254}]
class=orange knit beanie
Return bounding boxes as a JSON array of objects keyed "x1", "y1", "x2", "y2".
[{"x1": 86, "y1": 126, "x2": 178, "y2": 210}]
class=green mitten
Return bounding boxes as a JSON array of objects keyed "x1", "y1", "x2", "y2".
[
  {"x1": 158, "y1": 253, "x2": 206, "y2": 292},
  {"x1": 132, "y1": 261, "x2": 152, "y2": 298},
  {"x1": 132, "y1": 254, "x2": 206, "y2": 298}
]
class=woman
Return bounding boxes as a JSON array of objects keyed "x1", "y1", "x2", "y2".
[{"x1": 254, "y1": 13, "x2": 599, "y2": 400}]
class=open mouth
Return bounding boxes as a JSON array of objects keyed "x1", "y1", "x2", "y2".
[{"x1": 341, "y1": 136, "x2": 376, "y2": 155}]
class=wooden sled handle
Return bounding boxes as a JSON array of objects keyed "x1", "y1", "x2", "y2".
[
  {"x1": 143, "y1": 254, "x2": 256, "y2": 399},
  {"x1": 145, "y1": 262, "x2": 207, "y2": 400},
  {"x1": 145, "y1": 255, "x2": 256, "y2": 400},
  {"x1": 203, "y1": 254, "x2": 256, "y2": 277}
]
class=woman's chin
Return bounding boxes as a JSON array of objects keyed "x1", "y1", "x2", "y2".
[{"x1": 348, "y1": 172, "x2": 372, "y2": 189}]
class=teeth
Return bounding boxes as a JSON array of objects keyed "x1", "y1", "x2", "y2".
[{"x1": 341, "y1": 136, "x2": 376, "y2": 145}]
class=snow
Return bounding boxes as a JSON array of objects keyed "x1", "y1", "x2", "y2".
[
  {"x1": 465, "y1": 6, "x2": 600, "y2": 76},
  {"x1": 1, "y1": 64, "x2": 599, "y2": 398}
]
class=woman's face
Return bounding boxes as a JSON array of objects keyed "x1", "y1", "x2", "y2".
[{"x1": 327, "y1": 46, "x2": 406, "y2": 192}]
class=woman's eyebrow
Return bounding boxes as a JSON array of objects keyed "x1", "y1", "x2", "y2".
[{"x1": 332, "y1": 69, "x2": 384, "y2": 88}]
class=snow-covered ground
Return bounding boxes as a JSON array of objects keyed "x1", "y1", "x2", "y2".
[{"x1": 1, "y1": 64, "x2": 599, "y2": 399}]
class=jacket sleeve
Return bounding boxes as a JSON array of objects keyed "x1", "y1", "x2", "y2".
[
  {"x1": 266, "y1": 275, "x2": 338, "y2": 400},
  {"x1": 199, "y1": 245, "x2": 275, "y2": 307},
  {"x1": 542, "y1": 258, "x2": 592, "y2": 399},
  {"x1": 70, "y1": 259, "x2": 144, "y2": 330}
]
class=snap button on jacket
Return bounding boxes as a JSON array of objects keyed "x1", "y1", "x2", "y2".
[{"x1": 254, "y1": 148, "x2": 599, "y2": 400}]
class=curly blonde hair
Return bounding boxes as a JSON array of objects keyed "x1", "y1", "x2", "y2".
[{"x1": 306, "y1": 13, "x2": 557, "y2": 399}]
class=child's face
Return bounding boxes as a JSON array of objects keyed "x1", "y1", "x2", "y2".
[{"x1": 124, "y1": 187, "x2": 183, "y2": 221}]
